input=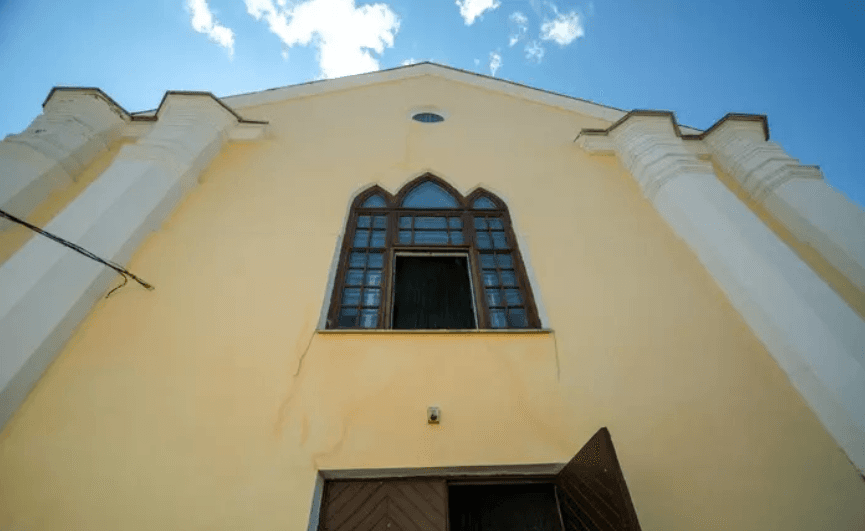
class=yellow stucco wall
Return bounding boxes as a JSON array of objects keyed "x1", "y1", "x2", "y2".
[{"x1": 1, "y1": 76, "x2": 864, "y2": 530}]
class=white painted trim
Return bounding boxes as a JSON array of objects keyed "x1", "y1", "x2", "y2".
[
  {"x1": 0, "y1": 91, "x2": 128, "y2": 220},
  {"x1": 704, "y1": 118, "x2": 865, "y2": 295},
  {"x1": 605, "y1": 114, "x2": 865, "y2": 473},
  {"x1": 0, "y1": 95, "x2": 242, "y2": 429},
  {"x1": 305, "y1": 473, "x2": 325, "y2": 531}
]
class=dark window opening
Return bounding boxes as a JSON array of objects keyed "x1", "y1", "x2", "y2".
[
  {"x1": 392, "y1": 256, "x2": 476, "y2": 329},
  {"x1": 449, "y1": 483, "x2": 563, "y2": 531},
  {"x1": 412, "y1": 112, "x2": 445, "y2": 123}
]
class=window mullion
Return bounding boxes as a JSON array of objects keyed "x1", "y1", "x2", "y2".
[
  {"x1": 505, "y1": 211, "x2": 537, "y2": 328},
  {"x1": 382, "y1": 212, "x2": 395, "y2": 329},
  {"x1": 329, "y1": 212, "x2": 359, "y2": 329},
  {"x1": 466, "y1": 210, "x2": 488, "y2": 329}
]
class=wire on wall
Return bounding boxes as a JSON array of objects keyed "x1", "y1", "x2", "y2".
[{"x1": 0, "y1": 208, "x2": 155, "y2": 292}]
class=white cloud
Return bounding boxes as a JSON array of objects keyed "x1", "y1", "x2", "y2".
[
  {"x1": 456, "y1": 0, "x2": 501, "y2": 25},
  {"x1": 401, "y1": 58, "x2": 417, "y2": 65},
  {"x1": 540, "y1": 7, "x2": 584, "y2": 46},
  {"x1": 525, "y1": 40, "x2": 545, "y2": 62},
  {"x1": 489, "y1": 52, "x2": 502, "y2": 76},
  {"x1": 245, "y1": 0, "x2": 400, "y2": 78},
  {"x1": 474, "y1": 58, "x2": 480, "y2": 66},
  {"x1": 508, "y1": 11, "x2": 528, "y2": 47},
  {"x1": 186, "y1": 0, "x2": 236, "y2": 57}
]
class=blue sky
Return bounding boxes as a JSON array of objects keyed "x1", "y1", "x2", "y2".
[{"x1": 1, "y1": 0, "x2": 863, "y2": 206}]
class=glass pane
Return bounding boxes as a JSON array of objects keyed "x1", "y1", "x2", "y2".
[
  {"x1": 346, "y1": 269, "x2": 364, "y2": 286},
  {"x1": 402, "y1": 181, "x2": 459, "y2": 208},
  {"x1": 399, "y1": 216, "x2": 412, "y2": 229},
  {"x1": 353, "y1": 229, "x2": 370, "y2": 247},
  {"x1": 399, "y1": 230, "x2": 412, "y2": 244},
  {"x1": 504, "y1": 288, "x2": 523, "y2": 306},
  {"x1": 338, "y1": 308, "x2": 358, "y2": 327},
  {"x1": 476, "y1": 232, "x2": 492, "y2": 249},
  {"x1": 360, "y1": 309, "x2": 378, "y2": 328},
  {"x1": 414, "y1": 231, "x2": 449, "y2": 244},
  {"x1": 492, "y1": 232, "x2": 508, "y2": 249},
  {"x1": 370, "y1": 230, "x2": 386, "y2": 248},
  {"x1": 448, "y1": 217, "x2": 462, "y2": 228},
  {"x1": 479, "y1": 254, "x2": 496, "y2": 269},
  {"x1": 415, "y1": 216, "x2": 447, "y2": 229},
  {"x1": 483, "y1": 271, "x2": 499, "y2": 287},
  {"x1": 368, "y1": 252, "x2": 384, "y2": 268},
  {"x1": 450, "y1": 231, "x2": 465, "y2": 244},
  {"x1": 490, "y1": 309, "x2": 507, "y2": 328},
  {"x1": 508, "y1": 309, "x2": 528, "y2": 328},
  {"x1": 412, "y1": 112, "x2": 444, "y2": 123},
  {"x1": 361, "y1": 194, "x2": 386, "y2": 208},
  {"x1": 342, "y1": 287, "x2": 361, "y2": 306},
  {"x1": 474, "y1": 218, "x2": 488, "y2": 230},
  {"x1": 373, "y1": 216, "x2": 387, "y2": 229},
  {"x1": 501, "y1": 270, "x2": 517, "y2": 286},
  {"x1": 349, "y1": 252, "x2": 366, "y2": 268},
  {"x1": 362, "y1": 288, "x2": 381, "y2": 306},
  {"x1": 488, "y1": 218, "x2": 504, "y2": 230},
  {"x1": 357, "y1": 215, "x2": 371, "y2": 228},
  {"x1": 495, "y1": 254, "x2": 513, "y2": 268},
  {"x1": 473, "y1": 196, "x2": 497, "y2": 209},
  {"x1": 365, "y1": 269, "x2": 382, "y2": 286},
  {"x1": 486, "y1": 288, "x2": 503, "y2": 307}
]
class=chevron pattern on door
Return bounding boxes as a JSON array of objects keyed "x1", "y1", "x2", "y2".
[
  {"x1": 320, "y1": 479, "x2": 448, "y2": 531},
  {"x1": 556, "y1": 428, "x2": 642, "y2": 531}
]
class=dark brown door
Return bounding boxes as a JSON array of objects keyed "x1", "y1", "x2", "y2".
[
  {"x1": 320, "y1": 479, "x2": 448, "y2": 531},
  {"x1": 556, "y1": 428, "x2": 643, "y2": 531}
]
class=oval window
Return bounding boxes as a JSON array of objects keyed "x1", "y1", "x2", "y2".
[{"x1": 412, "y1": 112, "x2": 445, "y2": 123}]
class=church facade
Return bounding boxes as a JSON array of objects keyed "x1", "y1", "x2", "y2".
[{"x1": 1, "y1": 63, "x2": 864, "y2": 530}]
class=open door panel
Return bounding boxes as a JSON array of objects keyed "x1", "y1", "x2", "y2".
[{"x1": 556, "y1": 427, "x2": 642, "y2": 531}]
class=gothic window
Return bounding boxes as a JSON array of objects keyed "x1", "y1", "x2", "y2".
[{"x1": 327, "y1": 174, "x2": 541, "y2": 330}]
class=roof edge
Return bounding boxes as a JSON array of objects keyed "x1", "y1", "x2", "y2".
[
  {"x1": 575, "y1": 110, "x2": 768, "y2": 143},
  {"x1": 218, "y1": 62, "x2": 630, "y2": 125},
  {"x1": 41, "y1": 87, "x2": 266, "y2": 126}
]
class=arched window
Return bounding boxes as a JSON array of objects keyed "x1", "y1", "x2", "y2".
[{"x1": 327, "y1": 174, "x2": 540, "y2": 330}]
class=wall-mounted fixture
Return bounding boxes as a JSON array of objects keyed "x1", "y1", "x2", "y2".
[{"x1": 427, "y1": 406, "x2": 440, "y2": 424}]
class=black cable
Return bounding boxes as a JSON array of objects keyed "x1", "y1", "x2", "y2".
[
  {"x1": 0, "y1": 208, "x2": 154, "y2": 291},
  {"x1": 105, "y1": 274, "x2": 129, "y2": 298}
]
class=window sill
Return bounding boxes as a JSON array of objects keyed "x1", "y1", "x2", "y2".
[{"x1": 317, "y1": 328, "x2": 553, "y2": 335}]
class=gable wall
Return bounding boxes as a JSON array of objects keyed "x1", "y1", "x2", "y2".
[{"x1": 1, "y1": 77, "x2": 864, "y2": 530}]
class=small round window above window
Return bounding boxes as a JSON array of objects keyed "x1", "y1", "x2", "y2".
[{"x1": 412, "y1": 112, "x2": 445, "y2": 123}]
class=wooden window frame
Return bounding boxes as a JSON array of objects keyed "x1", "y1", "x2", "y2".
[{"x1": 326, "y1": 173, "x2": 541, "y2": 330}]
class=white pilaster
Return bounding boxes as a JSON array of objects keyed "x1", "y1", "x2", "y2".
[
  {"x1": 579, "y1": 114, "x2": 865, "y2": 472},
  {"x1": 0, "y1": 89, "x2": 128, "y2": 222},
  {"x1": 703, "y1": 118, "x2": 865, "y2": 294},
  {"x1": 0, "y1": 94, "x2": 262, "y2": 429}
]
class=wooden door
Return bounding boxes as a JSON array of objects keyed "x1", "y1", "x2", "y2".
[
  {"x1": 556, "y1": 427, "x2": 643, "y2": 531},
  {"x1": 319, "y1": 479, "x2": 448, "y2": 531}
]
